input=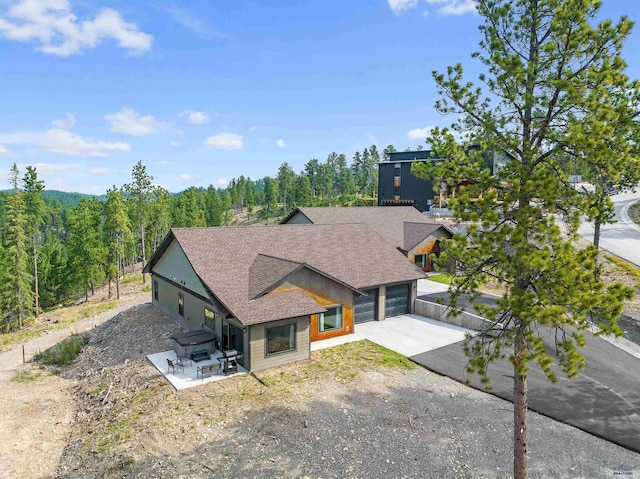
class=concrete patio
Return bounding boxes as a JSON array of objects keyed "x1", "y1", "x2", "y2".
[{"x1": 147, "y1": 350, "x2": 247, "y2": 390}]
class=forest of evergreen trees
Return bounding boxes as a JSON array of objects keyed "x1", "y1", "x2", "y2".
[{"x1": 0, "y1": 144, "x2": 396, "y2": 333}]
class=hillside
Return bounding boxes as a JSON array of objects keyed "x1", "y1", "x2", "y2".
[{"x1": 0, "y1": 256, "x2": 639, "y2": 477}]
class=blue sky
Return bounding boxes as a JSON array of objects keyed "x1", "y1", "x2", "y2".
[{"x1": 0, "y1": 0, "x2": 639, "y2": 194}]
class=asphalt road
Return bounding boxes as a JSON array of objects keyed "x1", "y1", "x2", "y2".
[
  {"x1": 411, "y1": 327, "x2": 640, "y2": 452},
  {"x1": 578, "y1": 190, "x2": 640, "y2": 266}
]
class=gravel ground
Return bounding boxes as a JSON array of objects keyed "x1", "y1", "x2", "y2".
[{"x1": 54, "y1": 304, "x2": 640, "y2": 479}]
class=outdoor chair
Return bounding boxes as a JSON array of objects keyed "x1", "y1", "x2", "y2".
[
  {"x1": 176, "y1": 355, "x2": 192, "y2": 367},
  {"x1": 167, "y1": 358, "x2": 184, "y2": 375}
]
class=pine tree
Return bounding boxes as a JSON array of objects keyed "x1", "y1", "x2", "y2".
[
  {"x1": 124, "y1": 161, "x2": 153, "y2": 283},
  {"x1": 68, "y1": 198, "x2": 106, "y2": 301},
  {"x1": 277, "y1": 162, "x2": 296, "y2": 214},
  {"x1": 263, "y1": 177, "x2": 279, "y2": 223},
  {"x1": 22, "y1": 166, "x2": 45, "y2": 318},
  {"x1": 414, "y1": 1, "x2": 638, "y2": 477},
  {"x1": 0, "y1": 164, "x2": 33, "y2": 331},
  {"x1": 295, "y1": 174, "x2": 312, "y2": 207},
  {"x1": 104, "y1": 187, "x2": 131, "y2": 299},
  {"x1": 351, "y1": 151, "x2": 364, "y2": 195},
  {"x1": 383, "y1": 144, "x2": 396, "y2": 161}
]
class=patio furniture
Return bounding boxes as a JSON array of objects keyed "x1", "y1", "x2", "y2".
[
  {"x1": 171, "y1": 330, "x2": 216, "y2": 360},
  {"x1": 176, "y1": 355, "x2": 192, "y2": 367},
  {"x1": 190, "y1": 349, "x2": 211, "y2": 362},
  {"x1": 167, "y1": 358, "x2": 183, "y2": 375},
  {"x1": 197, "y1": 361, "x2": 221, "y2": 379}
]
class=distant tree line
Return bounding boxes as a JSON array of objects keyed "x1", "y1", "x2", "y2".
[{"x1": 0, "y1": 143, "x2": 395, "y2": 333}]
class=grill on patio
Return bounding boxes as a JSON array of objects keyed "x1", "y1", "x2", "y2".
[{"x1": 220, "y1": 349, "x2": 242, "y2": 375}]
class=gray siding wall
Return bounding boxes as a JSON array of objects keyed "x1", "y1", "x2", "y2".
[
  {"x1": 153, "y1": 239, "x2": 208, "y2": 298},
  {"x1": 152, "y1": 275, "x2": 232, "y2": 344},
  {"x1": 248, "y1": 316, "x2": 310, "y2": 371},
  {"x1": 285, "y1": 212, "x2": 313, "y2": 224}
]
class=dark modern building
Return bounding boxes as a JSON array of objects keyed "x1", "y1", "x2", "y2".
[
  {"x1": 378, "y1": 150, "x2": 440, "y2": 212},
  {"x1": 378, "y1": 149, "x2": 508, "y2": 212}
]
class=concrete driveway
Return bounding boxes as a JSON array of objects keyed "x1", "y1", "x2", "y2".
[{"x1": 354, "y1": 314, "x2": 476, "y2": 358}]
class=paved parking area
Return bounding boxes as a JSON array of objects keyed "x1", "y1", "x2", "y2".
[
  {"x1": 411, "y1": 326, "x2": 640, "y2": 453},
  {"x1": 353, "y1": 314, "x2": 476, "y2": 357}
]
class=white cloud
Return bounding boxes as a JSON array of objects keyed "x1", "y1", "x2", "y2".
[
  {"x1": 407, "y1": 126, "x2": 435, "y2": 140},
  {"x1": 0, "y1": 128, "x2": 130, "y2": 156},
  {"x1": 0, "y1": 145, "x2": 9, "y2": 155},
  {"x1": 0, "y1": 0, "x2": 153, "y2": 56},
  {"x1": 387, "y1": 0, "x2": 418, "y2": 14},
  {"x1": 156, "y1": 3, "x2": 226, "y2": 39},
  {"x1": 24, "y1": 162, "x2": 74, "y2": 181},
  {"x1": 89, "y1": 167, "x2": 109, "y2": 176},
  {"x1": 180, "y1": 110, "x2": 209, "y2": 124},
  {"x1": 424, "y1": 0, "x2": 476, "y2": 15},
  {"x1": 388, "y1": 0, "x2": 476, "y2": 15},
  {"x1": 204, "y1": 133, "x2": 243, "y2": 151},
  {"x1": 168, "y1": 140, "x2": 182, "y2": 147},
  {"x1": 248, "y1": 125, "x2": 257, "y2": 132},
  {"x1": 215, "y1": 178, "x2": 228, "y2": 186},
  {"x1": 105, "y1": 107, "x2": 167, "y2": 137},
  {"x1": 176, "y1": 173, "x2": 193, "y2": 182},
  {"x1": 276, "y1": 138, "x2": 286, "y2": 148},
  {"x1": 52, "y1": 113, "x2": 75, "y2": 129}
]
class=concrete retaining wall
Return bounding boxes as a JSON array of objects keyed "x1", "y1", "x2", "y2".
[{"x1": 415, "y1": 299, "x2": 501, "y2": 333}]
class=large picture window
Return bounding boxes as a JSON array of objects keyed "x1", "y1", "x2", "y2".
[
  {"x1": 266, "y1": 323, "x2": 296, "y2": 356},
  {"x1": 414, "y1": 254, "x2": 427, "y2": 269},
  {"x1": 204, "y1": 307, "x2": 215, "y2": 330},
  {"x1": 178, "y1": 293, "x2": 184, "y2": 317},
  {"x1": 319, "y1": 305, "x2": 343, "y2": 333}
]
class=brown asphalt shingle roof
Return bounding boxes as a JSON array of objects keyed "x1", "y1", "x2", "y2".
[
  {"x1": 283, "y1": 206, "x2": 447, "y2": 250},
  {"x1": 402, "y1": 222, "x2": 448, "y2": 251},
  {"x1": 248, "y1": 254, "x2": 302, "y2": 299},
  {"x1": 162, "y1": 224, "x2": 425, "y2": 326}
]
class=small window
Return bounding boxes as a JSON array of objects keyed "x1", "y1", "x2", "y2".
[
  {"x1": 319, "y1": 305, "x2": 343, "y2": 333},
  {"x1": 394, "y1": 176, "x2": 401, "y2": 187},
  {"x1": 178, "y1": 293, "x2": 184, "y2": 317},
  {"x1": 266, "y1": 323, "x2": 296, "y2": 356},
  {"x1": 204, "y1": 307, "x2": 215, "y2": 330},
  {"x1": 153, "y1": 280, "x2": 158, "y2": 301},
  {"x1": 414, "y1": 254, "x2": 427, "y2": 269}
]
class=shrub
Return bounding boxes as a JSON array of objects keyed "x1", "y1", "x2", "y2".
[{"x1": 34, "y1": 334, "x2": 88, "y2": 366}]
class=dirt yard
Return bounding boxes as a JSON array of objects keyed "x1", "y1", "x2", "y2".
[{"x1": 1, "y1": 266, "x2": 639, "y2": 479}]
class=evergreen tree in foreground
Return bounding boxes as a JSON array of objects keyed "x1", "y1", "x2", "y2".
[
  {"x1": 413, "y1": 1, "x2": 638, "y2": 478},
  {"x1": 0, "y1": 164, "x2": 33, "y2": 331}
]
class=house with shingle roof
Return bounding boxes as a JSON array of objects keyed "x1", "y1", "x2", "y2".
[
  {"x1": 280, "y1": 206, "x2": 453, "y2": 272},
  {"x1": 143, "y1": 224, "x2": 425, "y2": 371}
]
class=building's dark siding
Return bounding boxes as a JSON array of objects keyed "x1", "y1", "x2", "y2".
[
  {"x1": 378, "y1": 155, "x2": 436, "y2": 212},
  {"x1": 378, "y1": 148, "x2": 501, "y2": 212}
]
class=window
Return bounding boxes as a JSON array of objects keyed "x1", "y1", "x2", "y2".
[
  {"x1": 414, "y1": 254, "x2": 427, "y2": 269},
  {"x1": 178, "y1": 293, "x2": 184, "y2": 317},
  {"x1": 204, "y1": 307, "x2": 215, "y2": 330},
  {"x1": 266, "y1": 323, "x2": 296, "y2": 356},
  {"x1": 319, "y1": 305, "x2": 343, "y2": 333},
  {"x1": 394, "y1": 176, "x2": 401, "y2": 187},
  {"x1": 153, "y1": 280, "x2": 158, "y2": 301}
]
